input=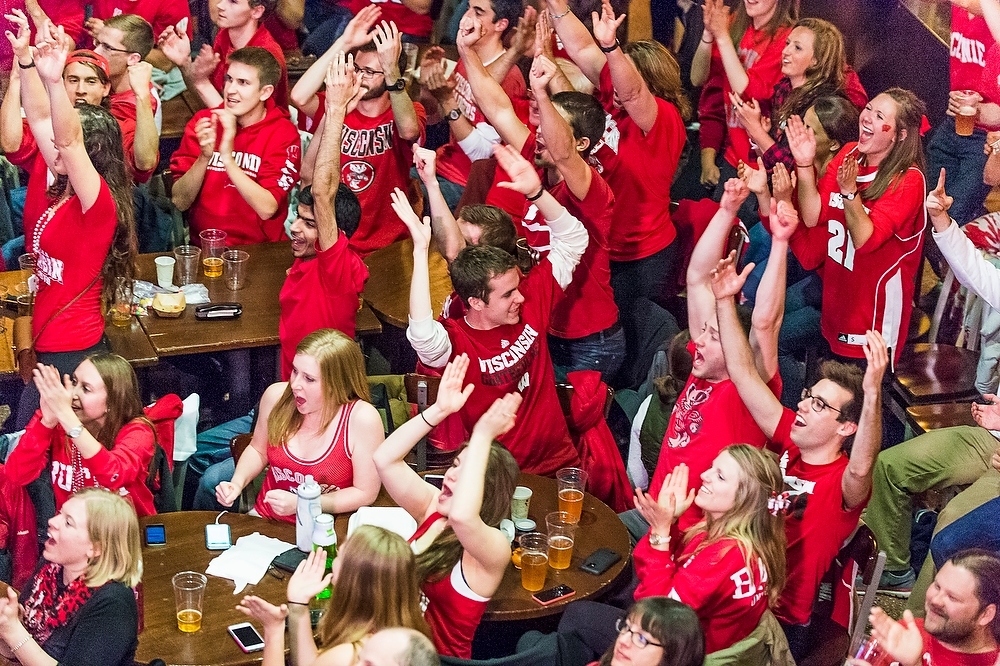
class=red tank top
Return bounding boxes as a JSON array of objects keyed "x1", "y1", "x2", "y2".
[
  {"x1": 254, "y1": 401, "x2": 357, "y2": 522},
  {"x1": 409, "y1": 512, "x2": 490, "y2": 658}
]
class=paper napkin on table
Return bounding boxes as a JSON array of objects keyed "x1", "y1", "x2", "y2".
[{"x1": 206, "y1": 532, "x2": 295, "y2": 594}]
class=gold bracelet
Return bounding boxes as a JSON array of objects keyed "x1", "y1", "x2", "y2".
[{"x1": 549, "y1": 7, "x2": 571, "y2": 19}]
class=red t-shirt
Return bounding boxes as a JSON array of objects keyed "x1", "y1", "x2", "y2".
[
  {"x1": 861, "y1": 620, "x2": 1000, "y2": 666},
  {"x1": 91, "y1": 0, "x2": 191, "y2": 37},
  {"x1": 435, "y1": 57, "x2": 529, "y2": 187},
  {"x1": 7, "y1": 412, "x2": 157, "y2": 518},
  {"x1": 346, "y1": 0, "x2": 432, "y2": 38},
  {"x1": 169, "y1": 103, "x2": 301, "y2": 245},
  {"x1": 441, "y1": 261, "x2": 579, "y2": 475},
  {"x1": 263, "y1": 15, "x2": 299, "y2": 51},
  {"x1": 278, "y1": 232, "x2": 369, "y2": 380},
  {"x1": 212, "y1": 25, "x2": 289, "y2": 108},
  {"x1": 950, "y1": 7, "x2": 993, "y2": 124},
  {"x1": 634, "y1": 532, "x2": 769, "y2": 653},
  {"x1": 255, "y1": 402, "x2": 357, "y2": 522},
  {"x1": 648, "y1": 341, "x2": 780, "y2": 531},
  {"x1": 23, "y1": 155, "x2": 116, "y2": 352},
  {"x1": 769, "y1": 409, "x2": 865, "y2": 625},
  {"x1": 110, "y1": 89, "x2": 160, "y2": 184},
  {"x1": 712, "y1": 23, "x2": 791, "y2": 168},
  {"x1": 813, "y1": 143, "x2": 925, "y2": 361},
  {"x1": 340, "y1": 102, "x2": 427, "y2": 256},
  {"x1": 593, "y1": 63, "x2": 686, "y2": 261},
  {"x1": 516, "y1": 133, "x2": 617, "y2": 338}
]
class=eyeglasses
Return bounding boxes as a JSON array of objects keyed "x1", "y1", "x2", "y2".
[
  {"x1": 615, "y1": 618, "x2": 664, "y2": 649},
  {"x1": 354, "y1": 65, "x2": 384, "y2": 78},
  {"x1": 801, "y1": 388, "x2": 842, "y2": 414},
  {"x1": 94, "y1": 40, "x2": 132, "y2": 54}
]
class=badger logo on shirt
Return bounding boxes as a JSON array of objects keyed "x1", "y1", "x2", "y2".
[
  {"x1": 665, "y1": 382, "x2": 713, "y2": 449},
  {"x1": 342, "y1": 161, "x2": 375, "y2": 192}
]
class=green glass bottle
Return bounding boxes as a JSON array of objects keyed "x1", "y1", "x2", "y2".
[{"x1": 312, "y1": 514, "x2": 337, "y2": 600}]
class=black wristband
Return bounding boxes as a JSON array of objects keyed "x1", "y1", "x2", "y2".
[
  {"x1": 18, "y1": 59, "x2": 35, "y2": 69},
  {"x1": 598, "y1": 39, "x2": 620, "y2": 54},
  {"x1": 526, "y1": 187, "x2": 545, "y2": 201}
]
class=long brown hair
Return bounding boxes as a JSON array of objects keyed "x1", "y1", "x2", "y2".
[
  {"x1": 267, "y1": 329, "x2": 370, "y2": 446},
  {"x1": 415, "y1": 443, "x2": 519, "y2": 582},
  {"x1": 863, "y1": 88, "x2": 927, "y2": 202},
  {"x1": 317, "y1": 526, "x2": 431, "y2": 649},
  {"x1": 622, "y1": 41, "x2": 692, "y2": 121},
  {"x1": 684, "y1": 445, "x2": 787, "y2": 605},
  {"x1": 729, "y1": 0, "x2": 798, "y2": 45},
  {"x1": 79, "y1": 353, "x2": 152, "y2": 452},
  {"x1": 775, "y1": 19, "x2": 847, "y2": 126}
]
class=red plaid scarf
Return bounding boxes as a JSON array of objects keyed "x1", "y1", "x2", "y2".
[{"x1": 21, "y1": 563, "x2": 94, "y2": 645}]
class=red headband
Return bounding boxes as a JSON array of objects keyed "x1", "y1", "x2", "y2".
[{"x1": 65, "y1": 50, "x2": 111, "y2": 82}]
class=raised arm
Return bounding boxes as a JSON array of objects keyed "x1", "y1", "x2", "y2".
[
  {"x1": 10, "y1": 10, "x2": 56, "y2": 167},
  {"x1": 374, "y1": 21, "x2": 421, "y2": 141},
  {"x1": 542, "y1": 0, "x2": 607, "y2": 85},
  {"x1": 842, "y1": 331, "x2": 886, "y2": 509},
  {"x1": 372, "y1": 355, "x2": 475, "y2": 519},
  {"x1": 1, "y1": 51, "x2": 24, "y2": 154},
  {"x1": 395, "y1": 188, "x2": 453, "y2": 368},
  {"x1": 127, "y1": 61, "x2": 160, "y2": 173},
  {"x1": 413, "y1": 145, "x2": 466, "y2": 261},
  {"x1": 591, "y1": 0, "x2": 659, "y2": 133},
  {"x1": 449, "y1": 392, "x2": 524, "y2": 596},
  {"x1": 189, "y1": 45, "x2": 223, "y2": 109},
  {"x1": 531, "y1": 54, "x2": 592, "y2": 200},
  {"x1": 690, "y1": 0, "x2": 725, "y2": 87},
  {"x1": 711, "y1": 254, "x2": 784, "y2": 438},
  {"x1": 289, "y1": 6, "x2": 380, "y2": 118},
  {"x1": 457, "y1": 16, "x2": 530, "y2": 152},
  {"x1": 314, "y1": 53, "x2": 361, "y2": 252},
  {"x1": 702, "y1": 0, "x2": 750, "y2": 94},
  {"x1": 749, "y1": 199, "x2": 798, "y2": 382},
  {"x1": 36, "y1": 25, "x2": 102, "y2": 210},
  {"x1": 787, "y1": 115, "x2": 823, "y2": 227},
  {"x1": 687, "y1": 178, "x2": 749, "y2": 331}
]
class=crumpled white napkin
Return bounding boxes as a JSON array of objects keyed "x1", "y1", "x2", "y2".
[{"x1": 206, "y1": 532, "x2": 295, "y2": 594}]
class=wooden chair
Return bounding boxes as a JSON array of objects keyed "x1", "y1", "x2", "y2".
[
  {"x1": 228, "y1": 433, "x2": 263, "y2": 511},
  {"x1": 905, "y1": 401, "x2": 978, "y2": 436}
]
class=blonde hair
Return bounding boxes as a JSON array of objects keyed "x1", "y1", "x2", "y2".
[
  {"x1": 684, "y1": 445, "x2": 787, "y2": 605},
  {"x1": 317, "y1": 526, "x2": 431, "y2": 648},
  {"x1": 76, "y1": 488, "x2": 143, "y2": 588},
  {"x1": 622, "y1": 41, "x2": 692, "y2": 121},
  {"x1": 268, "y1": 329, "x2": 371, "y2": 446}
]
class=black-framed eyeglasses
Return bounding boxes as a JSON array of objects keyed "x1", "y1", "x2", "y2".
[
  {"x1": 615, "y1": 618, "x2": 664, "y2": 649},
  {"x1": 354, "y1": 65, "x2": 384, "y2": 78},
  {"x1": 94, "y1": 40, "x2": 132, "y2": 54},
  {"x1": 801, "y1": 388, "x2": 842, "y2": 414}
]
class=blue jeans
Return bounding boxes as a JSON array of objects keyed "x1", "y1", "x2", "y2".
[
  {"x1": 302, "y1": 0, "x2": 353, "y2": 56},
  {"x1": 548, "y1": 323, "x2": 626, "y2": 385},
  {"x1": 926, "y1": 117, "x2": 991, "y2": 226},
  {"x1": 195, "y1": 458, "x2": 237, "y2": 511},
  {"x1": 617, "y1": 508, "x2": 649, "y2": 544},
  {"x1": 410, "y1": 168, "x2": 464, "y2": 212},
  {"x1": 182, "y1": 413, "x2": 253, "y2": 509},
  {"x1": 930, "y1": 495, "x2": 1000, "y2": 568}
]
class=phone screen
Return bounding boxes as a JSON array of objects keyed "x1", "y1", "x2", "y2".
[
  {"x1": 144, "y1": 524, "x2": 166, "y2": 546},
  {"x1": 230, "y1": 624, "x2": 264, "y2": 650}
]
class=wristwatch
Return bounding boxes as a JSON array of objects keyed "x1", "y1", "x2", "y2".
[
  {"x1": 67, "y1": 424, "x2": 84, "y2": 439},
  {"x1": 841, "y1": 191, "x2": 857, "y2": 200},
  {"x1": 386, "y1": 78, "x2": 406, "y2": 92},
  {"x1": 446, "y1": 108, "x2": 462, "y2": 122},
  {"x1": 648, "y1": 532, "x2": 670, "y2": 547}
]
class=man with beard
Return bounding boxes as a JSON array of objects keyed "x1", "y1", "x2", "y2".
[
  {"x1": 857, "y1": 549, "x2": 1000, "y2": 666},
  {"x1": 292, "y1": 12, "x2": 425, "y2": 256}
]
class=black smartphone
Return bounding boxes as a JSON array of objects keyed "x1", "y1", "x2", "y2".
[
  {"x1": 228, "y1": 622, "x2": 265, "y2": 652},
  {"x1": 580, "y1": 548, "x2": 621, "y2": 576},
  {"x1": 425, "y1": 474, "x2": 445, "y2": 489},
  {"x1": 144, "y1": 524, "x2": 166, "y2": 547},
  {"x1": 532, "y1": 584, "x2": 575, "y2": 606}
]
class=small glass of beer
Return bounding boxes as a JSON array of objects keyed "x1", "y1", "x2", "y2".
[
  {"x1": 556, "y1": 467, "x2": 588, "y2": 524},
  {"x1": 955, "y1": 90, "x2": 979, "y2": 137},
  {"x1": 519, "y1": 532, "x2": 548, "y2": 591},
  {"x1": 545, "y1": 511, "x2": 578, "y2": 570}
]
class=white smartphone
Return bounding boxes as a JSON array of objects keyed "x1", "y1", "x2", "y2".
[{"x1": 228, "y1": 622, "x2": 265, "y2": 652}]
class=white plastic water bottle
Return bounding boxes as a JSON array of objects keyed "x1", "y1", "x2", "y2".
[{"x1": 296, "y1": 475, "x2": 322, "y2": 552}]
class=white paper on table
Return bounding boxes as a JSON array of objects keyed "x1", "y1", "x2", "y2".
[
  {"x1": 205, "y1": 532, "x2": 295, "y2": 594},
  {"x1": 347, "y1": 507, "x2": 418, "y2": 541}
]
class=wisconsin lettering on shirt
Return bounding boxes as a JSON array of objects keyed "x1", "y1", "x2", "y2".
[
  {"x1": 587, "y1": 114, "x2": 620, "y2": 174},
  {"x1": 478, "y1": 324, "x2": 540, "y2": 386},
  {"x1": 208, "y1": 151, "x2": 262, "y2": 175},
  {"x1": 52, "y1": 460, "x2": 129, "y2": 498},
  {"x1": 342, "y1": 122, "x2": 394, "y2": 158},
  {"x1": 952, "y1": 31, "x2": 987, "y2": 66},
  {"x1": 35, "y1": 249, "x2": 64, "y2": 285},
  {"x1": 270, "y1": 466, "x2": 340, "y2": 492},
  {"x1": 453, "y1": 72, "x2": 478, "y2": 121}
]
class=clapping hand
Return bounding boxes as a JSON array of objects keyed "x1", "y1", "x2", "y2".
[
  {"x1": 710, "y1": 250, "x2": 753, "y2": 301},
  {"x1": 433, "y1": 354, "x2": 476, "y2": 417},
  {"x1": 785, "y1": 114, "x2": 816, "y2": 168},
  {"x1": 324, "y1": 52, "x2": 362, "y2": 115},
  {"x1": 509, "y1": 6, "x2": 538, "y2": 58},
  {"x1": 868, "y1": 608, "x2": 924, "y2": 666},
  {"x1": 529, "y1": 54, "x2": 558, "y2": 94},
  {"x1": 32, "y1": 364, "x2": 74, "y2": 429},
  {"x1": 634, "y1": 464, "x2": 694, "y2": 534},
  {"x1": 237, "y1": 595, "x2": 287, "y2": 632},
  {"x1": 286, "y1": 548, "x2": 333, "y2": 604},
  {"x1": 837, "y1": 155, "x2": 859, "y2": 196},
  {"x1": 194, "y1": 115, "x2": 218, "y2": 159},
  {"x1": 191, "y1": 44, "x2": 221, "y2": 82},
  {"x1": 738, "y1": 158, "x2": 768, "y2": 196},
  {"x1": 157, "y1": 25, "x2": 191, "y2": 67},
  {"x1": 771, "y1": 163, "x2": 796, "y2": 204},
  {"x1": 494, "y1": 143, "x2": 543, "y2": 197},
  {"x1": 729, "y1": 93, "x2": 763, "y2": 132},
  {"x1": 390, "y1": 187, "x2": 431, "y2": 249},
  {"x1": 719, "y1": 178, "x2": 750, "y2": 215},
  {"x1": 340, "y1": 5, "x2": 381, "y2": 49},
  {"x1": 471, "y1": 393, "x2": 523, "y2": 442}
]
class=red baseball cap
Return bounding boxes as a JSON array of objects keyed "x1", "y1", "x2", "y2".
[{"x1": 64, "y1": 50, "x2": 111, "y2": 83}]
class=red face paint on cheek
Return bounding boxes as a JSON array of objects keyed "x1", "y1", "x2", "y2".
[{"x1": 882, "y1": 124, "x2": 891, "y2": 133}]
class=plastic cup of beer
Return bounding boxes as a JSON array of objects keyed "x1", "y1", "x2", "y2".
[
  {"x1": 511, "y1": 485, "x2": 532, "y2": 521},
  {"x1": 173, "y1": 245, "x2": 202, "y2": 285},
  {"x1": 172, "y1": 571, "x2": 207, "y2": 633},
  {"x1": 556, "y1": 467, "x2": 588, "y2": 524},
  {"x1": 199, "y1": 229, "x2": 227, "y2": 278},
  {"x1": 154, "y1": 256, "x2": 176, "y2": 289},
  {"x1": 519, "y1": 532, "x2": 548, "y2": 591},
  {"x1": 222, "y1": 249, "x2": 249, "y2": 290},
  {"x1": 545, "y1": 511, "x2": 577, "y2": 570},
  {"x1": 110, "y1": 277, "x2": 132, "y2": 328},
  {"x1": 955, "y1": 90, "x2": 978, "y2": 137}
]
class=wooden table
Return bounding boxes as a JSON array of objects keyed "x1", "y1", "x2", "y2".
[
  {"x1": 362, "y1": 239, "x2": 453, "y2": 329},
  {"x1": 136, "y1": 512, "x2": 295, "y2": 666}
]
